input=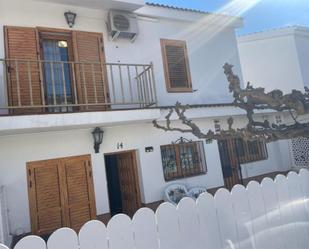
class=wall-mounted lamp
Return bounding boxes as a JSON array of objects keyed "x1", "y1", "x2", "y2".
[
  {"x1": 64, "y1": 11, "x2": 77, "y2": 28},
  {"x1": 92, "y1": 127, "x2": 104, "y2": 153}
]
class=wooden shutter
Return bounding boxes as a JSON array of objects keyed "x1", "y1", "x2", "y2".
[
  {"x1": 161, "y1": 39, "x2": 192, "y2": 92},
  {"x1": 73, "y1": 31, "x2": 109, "y2": 110},
  {"x1": 117, "y1": 152, "x2": 141, "y2": 217},
  {"x1": 61, "y1": 155, "x2": 96, "y2": 231},
  {"x1": 27, "y1": 159, "x2": 66, "y2": 235},
  {"x1": 4, "y1": 26, "x2": 42, "y2": 112},
  {"x1": 27, "y1": 155, "x2": 96, "y2": 235}
]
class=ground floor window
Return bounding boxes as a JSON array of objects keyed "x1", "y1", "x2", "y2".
[
  {"x1": 160, "y1": 139, "x2": 207, "y2": 181},
  {"x1": 235, "y1": 138, "x2": 268, "y2": 163}
]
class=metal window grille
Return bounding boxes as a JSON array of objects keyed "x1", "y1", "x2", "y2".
[{"x1": 160, "y1": 140, "x2": 207, "y2": 181}]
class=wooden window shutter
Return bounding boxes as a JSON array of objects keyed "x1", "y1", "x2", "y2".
[
  {"x1": 72, "y1": 31, "x2": 109, "y2": 110},
  {"x1": 4, "y1": 26, "x2": 42, "y2": 113},
  {"x1": 27, "y1": 160, "x2": 66, "y2": 235},
  {"x1": 161, "y1": 39, "x2": 192, "y2": 92}
]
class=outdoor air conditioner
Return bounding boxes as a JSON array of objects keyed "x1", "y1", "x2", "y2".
[{"x1": 107, "y1": 10, "x2": 139, "y2": 42}]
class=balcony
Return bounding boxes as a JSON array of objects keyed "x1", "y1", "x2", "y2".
[{"x1": 0, "y1": 59, "x2": 157, "y2": 116}]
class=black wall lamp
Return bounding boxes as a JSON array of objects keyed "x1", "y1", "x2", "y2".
[
  {"x1": 64, "y1": 11, "x2": 77, "y2": 28},
  {"x1": 92, "y1": 127, "x2": 104, "y2": 153}
]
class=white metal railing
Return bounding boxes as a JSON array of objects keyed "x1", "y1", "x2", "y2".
[
  {"x1": 0, "y1": 186, "x2": 11, "y2": 247},
  {"x1": 1, "y1": 169, "x2": 309, "y2": 249},
  {"x1": 0, "y1": 59, "x2": 157, "y2": 114}
]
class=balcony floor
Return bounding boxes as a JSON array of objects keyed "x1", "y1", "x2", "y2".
[{"x1": 0, "y1": 108, "x2": 161, "y2": 136}]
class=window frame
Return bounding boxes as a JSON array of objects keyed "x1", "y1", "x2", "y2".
[
  {"x1": 160, "y1": 140, "x2": 207, "y2": 181},
  {"x1": 235, "y1": 138, "x2": 268, "y2": 163},
  {"x1": 160, "y1": 39, "x2": 193, "y2": 93}
]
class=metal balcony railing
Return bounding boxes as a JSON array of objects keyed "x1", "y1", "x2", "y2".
[{"x1": 0, "y1": 59, "x2": 157, "y2": 114}]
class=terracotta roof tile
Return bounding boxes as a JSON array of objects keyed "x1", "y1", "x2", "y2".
[{"x1": 146, "y1": 2, "x2": 209, "y2": 14}]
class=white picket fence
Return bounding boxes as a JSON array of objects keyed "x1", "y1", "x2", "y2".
[
  {"x1": 0, "y1": 186, "x2": 11, "y2": 247},
  {"x1": 1, "y1": 169, "x2": 309, "y2": 249}
]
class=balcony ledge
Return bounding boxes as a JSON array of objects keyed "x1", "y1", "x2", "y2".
[{"x1": 0, "y1": 108, "x2": 161, "y2": 136}]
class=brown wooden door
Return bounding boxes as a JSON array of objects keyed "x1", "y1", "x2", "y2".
[
  {"x1": 61, "y1": 156, "x2": 96, "y2": 231},
  {"x1": 218, "y1": 139, "x2": 243, "y2": 190},
  {"x1": 27, "y1": 159, "x2": 65, "y2": 235},
  {"x1": 27, "y1": 155, "x2": 96, "y2": 235},
  {"x1": 116, "y1": 152, "x2": 141, "y2": 217},
  {"x1": 4, "y1": 26, "x2": 42, "y2": 113}
]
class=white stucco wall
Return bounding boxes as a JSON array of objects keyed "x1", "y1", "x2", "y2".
[
  {"x1": 241, "y1": 140, "x2": 292, "y2": 179},
  {"x1": 294, "y1": 33, "x2": 309, "y2": 88},
  {"x1": 0, "y1": 114, "x2": 291, "y2": 236},
  {"x1": 0, "y1": 0, "x2": 243, "y2": 107},
  {"x1": 238, "y1": 29, "x2": 304, "y2": 93}
]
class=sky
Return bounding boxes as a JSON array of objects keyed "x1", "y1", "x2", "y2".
[{"x1": 150, "y1": 0, "x2": 309, "y2": 35}]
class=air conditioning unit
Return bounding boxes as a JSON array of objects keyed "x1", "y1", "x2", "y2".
[{"x1": 107, "y1": 10, "x2": 139, "y2": 42}]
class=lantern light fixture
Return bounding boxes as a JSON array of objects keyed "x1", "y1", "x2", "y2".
[
  {"x1": 64, "y1": 11, "x2": 77, "y2": 28},
  {"x1": 92, "y1": 127, "x2": 104, "y2": 153}
]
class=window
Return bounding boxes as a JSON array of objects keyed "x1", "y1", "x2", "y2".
[
  {"x1": 160, "y1": 141, "x2": 207, "y2": 181},
  {"x1": 235, "y1": 138, "x2": 268, "y2": 163},
  {"x1": 160, "y1": 39, "x2": 192, "y2": 92}
]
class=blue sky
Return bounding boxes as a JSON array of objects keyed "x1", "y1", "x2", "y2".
[{"x1": 150, "y1": 0, "x2": 309, "y2": 35}]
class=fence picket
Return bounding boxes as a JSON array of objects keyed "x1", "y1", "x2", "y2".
[
  {"x1": 231, "y1": 185, "x2": 255, "y2": 249},
  {"x1": 177, "y1": 197, "x2": 202, "y2": 249},
  {"x1": 107, "y1": 214, "x2": 135, "y2": 249},
  {"x1": 47, "y1": 228, "x2": 78, "y2": 249},
  {"x1": 286, "y1": 171, "x2": 309, "y2": 248},
  {"x1": 299, "y1": 169, "x2": 309, "y2": 218},
  {"x1": 246, "y1": 181, "x2": 270, "y2": 249},
  {"x1": 132, "y1": 208, "x2": 159, "y2": 249},
  {"x1": 260, "y1": 177, "x2": 285, "y2": 249},
  {"x1": 196, "y1": 193, "x2": 221, "y2": 249},
  {"x1": 215, "y1": 188, "x2": 240, "y2": 249},
  {"x1": 2, "y1": 170, "x2": 309, "y2": 249},
  {"x1": 156, "y1": 202, "x2": 180, "y2": 249},
  {"x1": 78, "y1": 220, "x2": 108, "y2": 249},
  {"x1": 14, "y1": 236, "x2": 46, "y2": 249},
  {"x1": 274, "y1": 174, "x2": 299, "y2": 249}
]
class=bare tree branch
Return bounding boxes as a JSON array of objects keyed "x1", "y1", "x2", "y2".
[{"x1": 153, "y1": 63, "x2": 309, "y2": 142}]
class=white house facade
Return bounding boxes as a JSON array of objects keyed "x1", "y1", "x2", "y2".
[
  {"x1": 0, "y1": 0, "x2": 294, "y2": 246},
  {"x1": 238, "y1": 26, "x2": 309, "y2": 93},
  {"x1": 237, "y1": 26, "x2": 309, "y2": 171}
]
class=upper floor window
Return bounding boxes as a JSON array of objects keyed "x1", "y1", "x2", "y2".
[
  {"x1": 160, "y1": 139, "x2": 207, "y2": 181},
  {"x1": 160, "y1": 39, "x2": 192, "y2": 92}
]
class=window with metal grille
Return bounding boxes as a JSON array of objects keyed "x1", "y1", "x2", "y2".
[
  {"x1": 235, "y1": 138, "x2": 268, "y2": 163},
  {"x1": 160, "y1": 39, "x2": 192, "y2": 92},
  {"x1": 160, "y1": 140, "x2": 207, "y2": 181}
]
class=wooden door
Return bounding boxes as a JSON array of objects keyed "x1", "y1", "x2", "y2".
[
  {"x1": 61, "y1": 156, "x2": 96, "y2": 231},
  {"x1": 116, "y1": 152, "x2": 141, "y2": 217},
  {"x1": 27, "y1": 159, "x2": 66, "y2": 235},
  {"x1": 218, "y1": 139, "x2": 243, "y2": 190},
  {"x1": 27, "y1": 155, "x2": 96, "y2": 235}
]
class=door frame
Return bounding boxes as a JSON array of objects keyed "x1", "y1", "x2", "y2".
[
  {"x1": 104, "y1": 150, "x2": 142, "y2": 215},
  {"x1": 38, "y1": 28, "x2": 76, "y2": 109}
]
